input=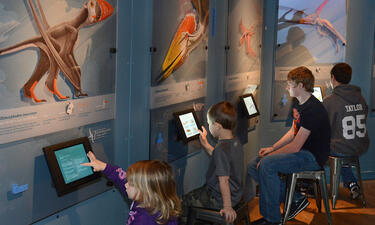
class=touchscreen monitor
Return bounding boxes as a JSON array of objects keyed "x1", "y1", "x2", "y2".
[
  {"x1": 173, "y1": 108, "x2": 201, "y2": 142},
  {"x1": 43, "y1": 137, "x2": 100, "y2": 196},
  {"x1": 240, "y1": 93, "x2": 260, "y2": 118},
  {"x1": 312, "y1": 86, "x2": 325, "y2": 102}
]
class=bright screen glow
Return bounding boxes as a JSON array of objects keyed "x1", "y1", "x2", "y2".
[
  {"x1": 312, "y1": 87, "x2": 323, "y2": 102},
  {"x1": 243, "y1": 96, "x2": 258, "y2": 116},
  {"x1": 54, "y1": 144, "x2": 93, "y2": 184},
  {"x1": 179, "y1": 112, "x2": 199, "y2": 138}
]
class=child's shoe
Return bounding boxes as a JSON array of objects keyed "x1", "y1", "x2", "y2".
[{"x1": 347, "y1": 182, "x2": 360, "y2": 200}]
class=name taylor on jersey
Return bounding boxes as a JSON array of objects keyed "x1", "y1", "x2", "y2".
[{"x1": 345, "y1": 104, "x2": 363, "y2": 112}]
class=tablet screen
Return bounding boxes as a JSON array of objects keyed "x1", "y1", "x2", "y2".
[
  {"x1": 240, "y1": 94, "x2": 260, "y2": 118},
  {"x1": 173, "y1": 108, "x2": 201, "y2": 142},
  {"x1": 244, "y1": 95, "x2": 258, "y2": 116},
  {"x1": 313, "y1": 86, "x2": 324, "y2": 102},
  {"x1": 54, "y1": 144, "x2": 93, "y2": 184},
  {"x1": 179, "y1": 112, "x2": 200, "y2": 138},
  {"x1": 43, "y1": 137, "x2": 100, "y2": 196}
]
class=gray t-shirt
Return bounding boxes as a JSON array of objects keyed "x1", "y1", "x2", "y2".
[{"x1": 206, "y1": 137, "x2": 243, "y2": 206}]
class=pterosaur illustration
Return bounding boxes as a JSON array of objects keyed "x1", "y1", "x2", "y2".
[
  {"x1": 0, "y1": 0, "x2": 114, "y2": 103},
  {"x1": 156, "y1": 0, "x2": 209, "y2": 84},
  {"x1": 279, "y1": 0, "x2": 346, "y2": 52},
  {"x1": 239, "y1": 19, "x2": 256, "y2": 57}
]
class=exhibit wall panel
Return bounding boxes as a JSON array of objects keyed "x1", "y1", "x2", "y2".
[
  {"x1": 0, "y1": 0, "x2": 131, "y2": 224},
  {"x1": 0, "y1": 0, "x2": 117, "y2": 144},
  {"x1": 149, "y1": 0, "x2": 209, "y2": 163},
  {"x1": 32, "y1": 189, "x2": 127, "y2": 225},
  {"x1": 225, "y1": 0, "x2": 263, "y2": 144},
  {"x1": 272, "y1": 0, "x2": 346, "y2": 121},
  {"x1": 0, "y1": 122, "x2": 115, "y2": 225}
]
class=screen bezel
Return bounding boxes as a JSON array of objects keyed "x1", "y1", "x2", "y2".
[
  {"x1": 43, "y1": 137, "x2": 100, "y2": 197},
  {"x1": 173, "y1": 108, "x2": 201, "y2": 142},
  {"x1": 239, "y1": 93, "x2": 260, "y2": 118},
  {"x1": 312, "y1": 85, "x2": 325, "y2": 102}
]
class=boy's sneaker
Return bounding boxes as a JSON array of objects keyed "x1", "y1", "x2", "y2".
[
  {"x1": 286, "y1": 196, "x2": 310, "y2": 220},
  {"x1": 252, "y1": 217, "x2": 281, "y2": 225},
  {"x1": 348, "y1": 182, "x2": 360, "y2": 200}
]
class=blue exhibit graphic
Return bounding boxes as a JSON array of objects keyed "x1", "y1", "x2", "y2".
[
  {"x1": 276, "y1": 0, "x2": 346, "y2": 65},
  {"x1": 54, "y1": 144, "x2": 93, "y2": 184},
  {"x1": 0, "y1": 0, "x2": 117, "y2": 144}
]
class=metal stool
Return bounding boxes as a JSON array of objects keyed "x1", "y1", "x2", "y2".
[
  {"x1": 329, "y1": 156, "x2": 366, "y2": 209},
  {"x1": 282, "y1": 170, "x2": 332, "y2": 225},
  {"x1": 186, "y1": 200, "x2": 250, "y2": 225}
]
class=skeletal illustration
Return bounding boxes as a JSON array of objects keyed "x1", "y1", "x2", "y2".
[
  {"x1": 0, "y1": 0, "x2": 114, "y2": 102},
  {"x1": 156, "y1": 0, "x2": 209, "y2": 84},
  {"x1": 239, "y1": 19, "x2": 256, "y2": 57},
  {"x1": 279, "y1": 0, "x2": 346, "y2": 52}
]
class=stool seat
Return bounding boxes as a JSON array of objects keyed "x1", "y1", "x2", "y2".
[
  {"x1": 282, "y1": 170, "x2": 332, "y2": 225},
  {"x1": 329, "y1": 155, "x2": 366, "y2": 209},
  {"x1": 187, "y1": 200, "x2": 250, "y2": 225}
]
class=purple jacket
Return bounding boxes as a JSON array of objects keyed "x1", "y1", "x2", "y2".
[{"x1": 103, "y1": 164, "x2": 178, "y2": 225}]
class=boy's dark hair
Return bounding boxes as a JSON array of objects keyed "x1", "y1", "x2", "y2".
[
  {"x1": 208, "y1": 101, "x2": 237, "y2": 130},
  {"x1": 287, "y1": 66, "x2": 314, "y2": 93},
  {"x1": 331, "y1": 63, "x2": 352, "y2": 84}
]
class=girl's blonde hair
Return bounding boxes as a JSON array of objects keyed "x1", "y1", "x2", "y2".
[{"x1": 126, "y1": 160, "x2": 181, "y2": 224}]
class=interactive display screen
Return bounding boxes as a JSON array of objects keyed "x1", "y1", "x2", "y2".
[
  {"x1": 43, "y1": 137, "x2": 100, "y2": 196},
  {"x1": 312, "y1": 86, "x2": 325, "y2": 102},
  {"x1": 54, "y1": 144, "x2": 93, "y2": 184},
  {"x1": 173, "y1": 109, "x2": 201, "y2": 142},
  {"x1": 240, "y1": 93, "x2": 260, "y2": 118}
]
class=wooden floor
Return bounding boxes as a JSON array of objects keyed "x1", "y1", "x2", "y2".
[{"x1": 248, "y1": 180, "x2": 375, "y2": 225}]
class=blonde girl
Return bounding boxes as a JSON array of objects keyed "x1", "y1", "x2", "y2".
[{"x1": 82, "y1": 152, "x2": 181, "y2": 225}]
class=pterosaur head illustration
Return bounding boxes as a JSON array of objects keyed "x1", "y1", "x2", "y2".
[
  {"x1": 0, "y1": 0, "x2": 114, "y2": 103},
  {"x1": 86, "y1": 0, "x2": 114, "y2": 24},
  {"x1": 156, "y1": 0, "x2": 209, "y2": 84}
]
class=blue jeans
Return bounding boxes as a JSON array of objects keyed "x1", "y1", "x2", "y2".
[
  {"x1": 330, "y1": 152, "x2": 357, "y2": 186},
  {"x1": 246, "y1": 150, "x2": 321, "y2": 223}
]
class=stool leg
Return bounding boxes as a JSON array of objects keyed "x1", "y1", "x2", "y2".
[
  {"x1": 245, "y1": 211, "x2": 250, "y2": 225},
  {"x1": 332, "y1": 158, "x2": 342, "y2": 209},
  {"x1": 186, "y1": 208, "x2": 197, "y2": 225},
  {"x1": 355, "y1": 159, "x2": 366, "y2": 207},
  {"x1": 319, "y1": 173, "x2": 332, "y2": 225},
  {"x1": 234, "y1": 204, "x2": 250, "y2": 225},
  {"x1": 283, "y1": 174, "x2": 297, "y2": 225},
  {"x1": 245, "y1": 204, "x2": 251, "y2": 225},
  {"x1": 329, "y1": 157, "x2": 334, "y2": 196},
  {"x1": 313, "y1": 181, "x2": 321, "y2": 212}
]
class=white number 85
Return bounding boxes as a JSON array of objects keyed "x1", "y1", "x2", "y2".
[{"x1": 342, "y1": 115, "x2": 366, "y2": 139}]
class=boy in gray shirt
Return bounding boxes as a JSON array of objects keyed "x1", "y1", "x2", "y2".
[
  {"x1": 323, "y1": 63, "x2": 369, "y2": 199},
  {"x1": 180, "y1": 101, "x2": 243, "y2": 224}
]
